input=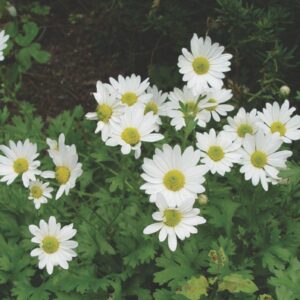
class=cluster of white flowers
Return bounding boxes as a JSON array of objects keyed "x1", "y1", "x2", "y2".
[
  {"x1": 0, "y1": 30, "x2": 9, "y2": 61},
  {"x1": 86, "y1": 34, "x2": 300, "y2": 251},
  {"x1": 0, "y1": 134, "x2": 81, "y2": 274}
]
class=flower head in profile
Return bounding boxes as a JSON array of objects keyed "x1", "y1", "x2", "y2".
[
  {"x1": 198, "y1": 88, "x2": 234, "y2": 122},
  {"x1": 239, "y1": 131, "x2": 292, "y2": 191},
  {"x1": 85, "y1": 81, "x2": 124, "y2": 141},
  {"x1": 258, "y1": 100, "x2": 300, "y2": 143},
  {"x1": 0, "y1": 139, "x2": 41, "y2": 187},
  {"x1": 109, "y1": 74, "x2": 151, "y2": 107},
  {"x1": 29, "y1": 216, "x2": 78, "y2": 275},
  {"x1": 0, "y1": 30, "x2": 9, "y2": 61},
  {"x1": 196, "y1": 129, "x2": 241, "y2": 176},
  {"x1": 105, "y1": 106, "x2": 164, "y2": 159},
  {"x1": 44, "y1": 135, "x2": 82, "y2": 200},
  {"x1": 28, "y1": 180, "x2": 53, "y2": 209},
  {"x1": 166, "y1": 85, "x2": 208, "y2": 130},
  {"x1": 141, "y1": 144, "x2": 206, "y2": 206},
  {"x1": 143, "y1": 194, "x2": 206, "y2": 251},
  {"x1": 223, "y1": 107, "x2": 260, "y2": 142},
  {"x1": 178, "y1": 34, "x2": 232, "y2": 94}
]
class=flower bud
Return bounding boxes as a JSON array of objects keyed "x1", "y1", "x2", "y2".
[
  {"x1": 279, "y1": 85, "x2": 290, "y2": 97},
  {"x1": 198, "y1": 194, "x2": 208, "y2": 205},
  {"x1": 6, "y1": 3, "x2": 17, "y2": 17}
]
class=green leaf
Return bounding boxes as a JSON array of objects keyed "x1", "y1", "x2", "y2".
[
  {"x1": 30, "y1": 43, "x2": 51, "y2": 63},
  {"x1": 177, "y1": 276, "x2": 209, "y2": 300},
  {"x1": 218, "y1": 273, "x2": 258, "y2": 294},
  {"x1": 15, "y1": 22, "x2": 39, "y2": 47}
]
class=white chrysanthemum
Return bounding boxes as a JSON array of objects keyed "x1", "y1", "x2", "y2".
[
  {"x1": 85, "y1": 81, "x2": 124, "y2": 141},
  {"x1": 166, "y1": 85, "x2": 210, "y2": 130},
  {"x1": 143, "y1": 194, "x2": 206, "y2": 251},
  {"x1": 198, "y1": 88, "x2": 234, "y2": 122},
  {"x1": 0, "y1": 30, "x2": 9, "y2": 61},
  {"x1": 44, "y1": 141, "x2": 82, "y2": 200},
  {"x1": 0, "y1": 139, "x2": 41, "y2": 187},
  {"x1": 29, "y1": 216, "x2": 78, "y2": 275},
  {"x1": 239, "y1": 131, "x2": 292, "y2": 191},
  {"x1": 223, "y1": 107, "x2": 260, "y2": 142},
  {"x1": 28, "y1": 180, "x2": 53, "y2": 209},
  {"x1": 178, "y1": 34, "x2": 232, "y2": 94},
  {"x1": 142, "y1": 85, "x2": 169, "y2": 130},
  {"x1": 196, "y1": 129, "x2": 241, "y2": 176},
  {"x1": 105, "y1": 106, "x2": 164, "y2": 159},
  {"x1": 109, "y1": 74, "x2": 152, "y2": 107},
  {"x1": 140, "y1": 144, "x2": 206, "y2": 207},
  {"x1": 257, "y1": 100, "x2": 300, "y2": 143}
]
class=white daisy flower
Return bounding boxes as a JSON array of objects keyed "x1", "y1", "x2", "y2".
[
  {"x1": 142, "y1": 85, "x2": 169, "y2": 130},
  {"x1": 140, "y1": 144, "x2": 206, "y2": 207},
  {"x1": 178, "y1": 34, "x2": 232, "y2": 94},
  {"x1": 44, "y1": 141, "x2": 83, "y2": 200},
  {"x1": 28, "y1": 180, "x2": 53, "y2": 209},
  {"x1": 85, "y1": 81, "x2": 124, "y2": 141},
  {"x1": 166, "y1": 85, "x2": 208, "y2": 130},
  {"x1": 0, "y1": 30, "x2": 9, "y2": 61},
  {"x1": 0, "y1": 139, "x2": 41, "y2": 187},
  {"x1": 239, "y1": 131, "x2": 292, "y2": 191},
  {"x1": 29, "y1": 216, "x2": 78, "y2": 275},
  {"x1": 257, "y1": 100, "x2": 300, "y2": 143},
  {"x1": 105, "y1": 106, "x2": 164, "y2": 159},
  {"x1": 198, "y1": 88, "x2": 234, "y2": 122},
  {"x1": 109, "y1": 74, "x2": 152, "y2": 107},
  {"x1": 143, "y1": 194, "x2": 206, "y2": 251},
  {"x1": 196, "y1": 129, "x2": 241, "y2": 176},
  {"x1": 223, "y1": 107, "x2": 260, "y2": 142}
]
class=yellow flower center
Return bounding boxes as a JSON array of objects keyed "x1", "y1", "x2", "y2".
[
  {"x1": 55, "y1": 166, "x2": 71, "y2": 184},
  {"x1": 208, "y1": 146, "x2": 224, "y2": 161},
  {"x1": 121, "y1": 92, "x2": 138, "y2": 106},
  {"x1": 121, "y1": 127, "x2": 140, "y2": 145},
  {"x1": 163, "y1": 169, "x2": 185, "y2": 191},
  {"x1": 206, "y1": 98, "x2": 217, "y2": 111},
  {"x1": 163, "y1": 209, "x2": 182, "y2": 227},
  {"x1": 270, "y1": 121, "x2": 286, "y2": 136},
  {"x1": 192, "y1": 56, "x2": 210, "y2": 75},
  {"x1": 186, "y1": 101, "x2": 199, "y2": 117},
  {"x1": 30, "y1": 185, "x2": 43, "y2": 199},
  {"x1": 96, "y1": 104, "x2": 113, "y2": 123},
  {"x1": 144, "y1": 101, "x2": 158, "y2": 115},
  {"x1": 251, "y1": 151, "x2": 267, "y2": 168},
  {"x1": 41, "y1": 236, "x2": 59, "y2": 254},
  {"x1": 237, "y1": 123, "x2": 254, "y2": 138},
  {"x1": 13, "y1": 158, "x2": 29, "y2": 174}
]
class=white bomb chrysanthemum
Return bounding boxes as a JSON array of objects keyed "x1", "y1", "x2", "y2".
[
  {"x1": 196, "y1": 129, "x2": 241, "y2": 176},
  {"x1": 29, "y1": 216, "x2": 78, "y2": 275},
  {"x1": 223, "y1": 108, "x2": 260, "y2": 142},
  {"x1": 166, "y1": 85, "x2": 208, "y2": 130},
  {"x1": 0, "y1": 30, "x2": 9, "y2": 61},
  {"x1": 142, "y1": 85, "x2": 169, "y2": 130},
  {"x1": 85, "y1": 81, "x2": 124, "y2": 141},
  {"x1": 28, "y1": 180, "x2": 53, "y2": 209},
  {"x1": 105, "y1": 106, "x2": 164, "y2": 159},
  {"x1": 198, "y1": 88, "x2": 234, "y2": 122},
  {"x1": 178, "y1": 34, "x2": 232, "y2": 94},
  {"x1": 239, "y1": 131, "x2": 292, "y2": 191},
  {"x1": 257, "y1": 100, "x2": 300, "y2": 143},
  {"x1": 140, "y1": 144, "x2": 206, "y2": 206},
  {"x1": 109, "y1": 74, "x2": 152, "y2": 107},
  {"x1": 143, "y1": 194, "x2": 206, "y2": 251},
  {"x1": 44, "y1": 141, "x2": 82, "y2": 200},
  {"x1": 0, "y1": 139, "x2": 41, "y2": 187}
]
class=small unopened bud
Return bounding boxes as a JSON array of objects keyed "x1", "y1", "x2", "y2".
[
  {"x1": 280, "y1": 85, "x2": 290, "y2": 97},
  {"x1": 208, "y1": 250, "x2": 218, "y2": 264},
  {"x1": 6, "y1": 3, "x2": 17, "y2": 17},
  {"x1": 259, "y1": 294, "x2": 273, "y2": 300},
  {"x1": 198, "y1": 194, "x2": 208, "y2": 205}
]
